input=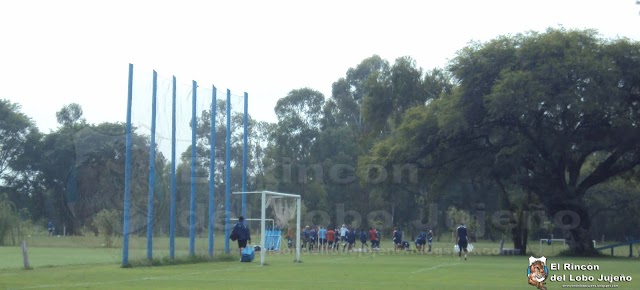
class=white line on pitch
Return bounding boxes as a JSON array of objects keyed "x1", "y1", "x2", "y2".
[{"x1": 411, "y1": 263, "x2": 460, "y2": 274}]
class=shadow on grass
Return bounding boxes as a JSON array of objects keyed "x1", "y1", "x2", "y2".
[{"x1": 123, "y1": 254, "x2": 238, "y2": 268}]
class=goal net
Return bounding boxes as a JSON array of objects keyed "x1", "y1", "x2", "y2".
[{"x1": 233, "y1": 191, "x2": 301, "y2": 265}]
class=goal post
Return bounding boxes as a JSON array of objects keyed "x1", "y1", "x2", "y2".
[{"x1": 232, "y1": 190, "x2": 301, "y2": 265}]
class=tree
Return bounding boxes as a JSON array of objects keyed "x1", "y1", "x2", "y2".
[
  {"x1": 0, "y1": 99, "x2": 36, "y2": 185},
  {"x1": 55, "y1": 103, "x2": 85, "y2": 127},
  {"x1": 270, "y1": 88, "x2": 325, "y2": 205},
  {"x1": 0, "y1": 193, "x2": 19, "y2": 245},
  {"x1": 369, "y1": 28, "x2": 640, "y2": 255}
]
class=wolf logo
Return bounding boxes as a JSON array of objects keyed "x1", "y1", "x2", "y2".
[{"x1": 527, "y1": 256, "x2": 548, "y2": 290}]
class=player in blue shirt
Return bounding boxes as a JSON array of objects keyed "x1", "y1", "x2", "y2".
[
  {"x1": 393, "y1": 227, "x2": 403, "y2": 251},
  {"x1": 302, "y1": 226, "x2": 310, "y2": 250},
  {"x1": 456, "y1": 222, "x2": 468, "y2": 260},
  {"x1": 47, "y1": 220, "x2": 55, "y2": 237},
  {"x1": 318, "y1": 226, "x2": 327, "y2": 251},
  {"x1": 415, "y1": 230, "x2": 427, "y2": 253},
  {"x1": 309, "y1": 227, "x2": 317, "y2": 251},
  {"x1": 359, "y1": 229, "x2": 368, "y2": 250}
]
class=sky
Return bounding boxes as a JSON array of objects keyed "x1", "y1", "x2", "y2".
[{"x1": 1, "y1": 0, "x2": 640, "y2": 134}]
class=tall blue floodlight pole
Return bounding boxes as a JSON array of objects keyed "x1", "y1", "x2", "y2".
[
  {"x1": 189, "y1": 81, "x2": 197, "y2": 256},
  {"x1": 122, "y1": 63, "x2": 133, "y2": 267},
  {"x1": 224, "y1": 89, "x2": 231, "y2": 254},
  {"x1": 169, "y1": 76, "x2": 177, "y2": 259},
  {"x1": 208, "y1": 87, "x2": 217, "y2": 257},
  {"x1": 242, "y1": 92, "x2": 248, "y2": 218},
  {"x1": 147, "y1": 70, "x2": 158, "y2": 261}
]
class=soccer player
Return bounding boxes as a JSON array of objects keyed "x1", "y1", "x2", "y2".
[
  {"x1": 302, "y1": 226, "x2": 310, "y2": 250},
  {"x1": 318, "y1": 226, "x2": 327, "y2": 251},
  {"x1": 47, "y1": 220, "x2": 54, "y2": 237},
  {"x1": 327, "y1": 227, "x2": 335, "y2": 251},
  {"x1": 287, "y1": 226, "x2": 294, "y2": 249},
  {"x1": 347, "y1": 228, "x2": 357, "y2": 251},
  {"x1": 369, "y1": 227, "x2": 377, "y2": 249},
  {"x1": 415, "y1": 230, "x2": 427, "y2": 253},
  {"x1": 456, "y1": 222, "x2": 469, "y2": 260},
  {"x1": 309, "y1": 227, "x2": 317, "y2": 251},
  {"x1": 427, "y1": 229, "x2": 434, "y2": 253},
  {"x1": 359, "y1": 229, "x2": 368, "y2": 250},
  {"x1": 393, "y1": 227, "x2": 403, "y2": 251},
  {"x1": 340, "y1": 224, "x2": 348, "y2": 250}
]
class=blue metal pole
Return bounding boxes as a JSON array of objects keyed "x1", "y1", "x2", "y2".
[
  {"x1": 122, "y1": 63, "x2": 133, "y2": 267},
  {"x1": 169, "y1": 76, "x2": 177, "y2": 259},
  {"x1": 147, "y1": 70, "x2": 157, "y2": 261},
  {"x1": 189, "y1": 80, "x2": 197, "y2": 256},
  {"x1": 242, "y1": 92, "x2": 248, "y2": 218},
  {"x1": 208, "y1": 87, "x2": 217, "y2": 257},
  {"x1": 224, "y1": 89, "x2": 231, "y2": 254}
]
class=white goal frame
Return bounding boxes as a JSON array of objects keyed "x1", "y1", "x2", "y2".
[
  {"x1": 539, "y1": 239, "x2": 597, "y2": 255},
  {"x1": 233, "y1": 190, "x2": 301, "y2": 265}
]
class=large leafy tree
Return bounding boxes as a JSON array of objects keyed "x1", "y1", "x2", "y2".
[
  {"x1": 0, "y1": 99, "x2": 44, "y2": 224},
  {"x1": 193, "y1": 99, "x2": 261, "y2": 219},
  {"x1": 269, "y1": 88, "x2": 326, "y2": 209},
  {"x1": 370, "y1": 28, "x2": 640, "y2": 255},
  {"x1": 37, "y1": 104, "x2": 155, "y2": 234},
  {"x1": 0, "y1": 100, "x2": 37, "y2": 185}
]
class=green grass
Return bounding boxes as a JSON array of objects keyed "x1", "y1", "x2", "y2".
[{"x1": 1, "y1": 235, "x2": 639, "y2": 289}]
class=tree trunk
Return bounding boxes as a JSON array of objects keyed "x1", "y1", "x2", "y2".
[
  {"x1": 548, "y1": 199, "x2": 597, "y2": 256},
  {"x1": 512, "y1": 209, "x2": 528, "y2": 255},
  {"x1": 566, "y1": 224, "x2": 597, "y2": 255}
]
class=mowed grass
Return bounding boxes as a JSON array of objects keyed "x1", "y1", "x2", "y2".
[{"x1": 1, "y1": 235, "x2": 639, "y2": 289}]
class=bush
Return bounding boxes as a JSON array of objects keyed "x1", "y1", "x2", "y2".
[{"x1": 91, "y1": 209, "x2": 121, "y2": 247}]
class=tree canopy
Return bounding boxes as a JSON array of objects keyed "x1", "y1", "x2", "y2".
[{"x1": 365, "y1": 28, "x2": 640, "y2": 254}]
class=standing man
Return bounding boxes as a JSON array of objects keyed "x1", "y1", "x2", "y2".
[
  {"x1": 309, "y1": 226, "x2": 317, "y2": 251},
  {"x1": 359, "y1": 229, "x2": 368, "y2": 250},
  {"x1": 318, "y1": 226, "x2": 327, "y2": 251},
  {"x1": 393, "y1": 227, "x2": 403, "y2": 250},
  {"x1": 326, "y1": 227, "x2": 335, "y2": 251},
  {"x1": 302, "y1": 226, "x2": 310, "y2": 250},
  {"x1": 47, "y1": 220, "x2": 54, "y2": 237},
  {"x1": 427, "y1": 229, "x2": 434, "y2": 253},
  {"x1": 233, "y1": 216, "x2": 251, "y2": 259},
  {"x1": 456, "y1": 222, "x2": 468, "y2": 260},
  {"x1": 369, "y1": 227, "x2": 377, "y2": 249},
  {"x1": 340, "y1": 224, "x2": 348, "y2": 249},
  {"x1": 287, "y1": 226, "x2": 294, "y2": 249}
]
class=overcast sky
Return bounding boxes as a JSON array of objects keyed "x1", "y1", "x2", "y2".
[{"x1": 1, "y1": 0, "x2": 639, "y2": 134}]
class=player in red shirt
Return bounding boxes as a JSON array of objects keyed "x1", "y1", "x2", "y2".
[
  {"x1": 326, "y1": 227, "x2": 336, "y2": 251},
  {"x1": 369, "y1": 227, "x2": 378, "y2": 249}
]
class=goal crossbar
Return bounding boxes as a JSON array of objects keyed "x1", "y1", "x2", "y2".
[
  {"x1": 230, "y1": 218, "x2": 275, "y2": 230},
  {"x1": 232, "y1": 191, "x2": 301, "y2": 265}
]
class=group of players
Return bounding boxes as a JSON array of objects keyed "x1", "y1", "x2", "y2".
[
  {"x1": 290, "y1": 222, "x2": 470, "y2": 259},
  {"x1": 292, "y1": 224, "x2": 455, "y2": 254},
  {"x1": 294, "y1": 224, "x2": 382, "y2": 252}
]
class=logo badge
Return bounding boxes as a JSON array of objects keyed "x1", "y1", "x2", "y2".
[{"x1": 527, "y1": 256, "x2": 548, "y2": 289}]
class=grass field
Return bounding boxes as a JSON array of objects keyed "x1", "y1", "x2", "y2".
[{"x1": 1, "y1": 235, "x2": 638, "y2": 289}]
